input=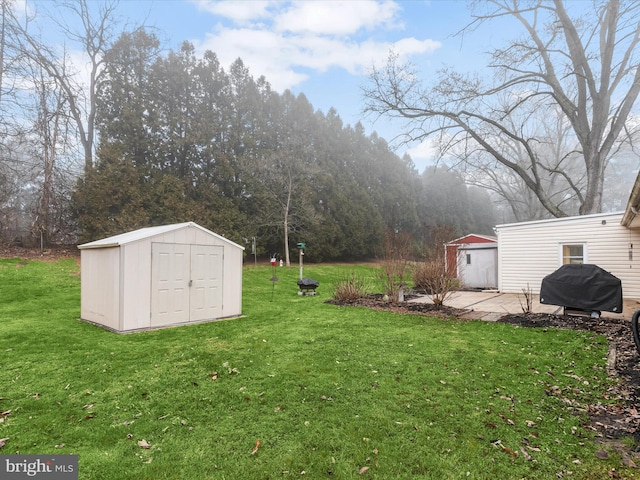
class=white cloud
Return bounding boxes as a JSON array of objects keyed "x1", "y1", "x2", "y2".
[
  {"x1": 190, "y1": 0, "x2": 274, "y2": 23},
  {"x1": 194, "y1": 1, "x2": 441, "y2": 92},
  {"x1": 200, "y1": 28, "x2": 311, "y2": 90},
  {"x1": 274, "y1": 0, "x2": 401, "y2": 35},
  {"x1": 393, "y1": 37, "x2": 441, "y2": 57}
]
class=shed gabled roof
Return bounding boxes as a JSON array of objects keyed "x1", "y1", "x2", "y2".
[
  {"x1": 445, "y1": 234, "x2": 497, "y2": 246},
  {"x1": 78, "y1": 222, "x2": 245, "y2": 250}
]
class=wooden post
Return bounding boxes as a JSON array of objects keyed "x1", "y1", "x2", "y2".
[
  {"x1": 299, "y1": 247, "x2": 303, "y2": 280},
  {"x1": 296, "y1": 242, "x2": 306, "y2": 281}
]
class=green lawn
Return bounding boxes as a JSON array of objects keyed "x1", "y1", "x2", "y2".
[{"x1": 0, "y1": 259, "x2": 636, "y2": 479}]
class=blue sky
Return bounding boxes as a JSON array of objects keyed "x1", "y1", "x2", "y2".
[
  {"x1": 125, "y1": 0, "x2": 501, "y2": 171},
  {"x1": 32, "y1": 0, "x2": 520, "y2": 172}
]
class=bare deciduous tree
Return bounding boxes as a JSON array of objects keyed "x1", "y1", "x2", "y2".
[
  {"x1": 10, "y1": 0, "x2": 121, "y2": 171},
  {"x1": 453, "y1": 103, "x2": 587, "y2": 220},
  {"x1": 29, "y1": 62, "x2": 75, "y2": 246},
  {"x1": 0, "y1": 0, "x2": 123, "y2": 245},
  {"x1": 250, "y1": 147, "x2": 320, "y2": 267},
  {"x1": 363, "y1": 0, "x2": 640, "y2": 217}
]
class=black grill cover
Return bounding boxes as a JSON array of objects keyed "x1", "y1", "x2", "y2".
[{"x1": 539, "y1": 264, "x2": 622, "y2": 313}]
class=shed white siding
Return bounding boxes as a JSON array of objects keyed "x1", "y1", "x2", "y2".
[
  {"x1": 79, "y1": 222, "x2": 244, "y2": 332},
  {"x1": 496, "y1": 212, "x2": 640, "y2": 298},
  {"x1": 80, "y1": 246, "x2": 120, "y2": 330}
]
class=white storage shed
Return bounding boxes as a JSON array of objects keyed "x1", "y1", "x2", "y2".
[
  {"x1": 445, "y1": 234, "x2": 497, "y2": 289},
  {"x1": 78, "y1": 222, "x2": 244, "y2": 332}
]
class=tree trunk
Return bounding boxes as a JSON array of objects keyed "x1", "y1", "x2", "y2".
[
  {"x1": 283, "y1": 176, "x2": 293, "y2": 267},
  {"x1": 580, "y1": 151, "x2": 606, "y2": 215}
]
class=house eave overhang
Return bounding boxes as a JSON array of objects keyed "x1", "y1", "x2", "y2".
[{"x1": 621, "y1": 170, "x2": 640, "y2": 228}]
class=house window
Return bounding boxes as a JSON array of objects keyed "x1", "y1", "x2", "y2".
[
  {"x1": 561, "y1": 244, "x2": 585, "y2": 264},
  {"x1": 466, "y1": 254, "x2": 471, "y2": 265}
]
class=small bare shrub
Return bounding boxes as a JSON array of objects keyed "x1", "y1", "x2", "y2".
[
  {"x1": 379, "y1": 230, "x2": 415, "y2": 302},
  {"x1": 332, "y1": 273, "x2": 368, "y2": 302},
  {"x1": 519, "y1": 283, "x2": 533, "y2": 314},
  {"x1": 380, "y1": 259, "x2": 410, "y2": 302},
  {"x1": 413, "y1": 224, "x2": 459, "y2": 305},
  {"x1": 413, "y1": 259, "x2": 457, "y2": 306}
]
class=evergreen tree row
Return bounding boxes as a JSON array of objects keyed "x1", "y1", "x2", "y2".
[{"x1": 73, "y1": 30, "x2": 496, "y2": 261}]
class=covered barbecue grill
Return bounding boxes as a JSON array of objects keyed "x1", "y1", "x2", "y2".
[{"x1": 540, "y1": 264, "x2": 623, "y2": 316}]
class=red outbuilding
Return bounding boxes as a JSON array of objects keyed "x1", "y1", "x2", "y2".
[{"x1": 445, "y1": 234, "x2": 498, "y2": 289}]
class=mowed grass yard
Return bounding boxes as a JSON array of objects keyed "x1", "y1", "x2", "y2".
[{"x1": 0, "y1": 258, "x2": 637, "y2": 479}]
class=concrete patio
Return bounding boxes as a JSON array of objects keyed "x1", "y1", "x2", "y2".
[{"x1": 410, "y1": 290, "x2": 640, "y2": 322}]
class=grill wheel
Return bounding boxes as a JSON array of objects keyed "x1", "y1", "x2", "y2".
[{"x1": 632, "y1": 310, "x2": 640, "y2": 355}]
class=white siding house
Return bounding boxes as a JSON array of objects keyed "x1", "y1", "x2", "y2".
[
  {"x1": 496, "y1": 211, "x2": 640, "y2": 298},
  {"x1": 78, "y1": 222, "x2": 244, "y2": 332}
]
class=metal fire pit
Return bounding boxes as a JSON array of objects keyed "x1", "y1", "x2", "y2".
[
  {"x1": 297, "y1": 277, "x2": 319, "y2": 296},
  {"x1": 540, "y1": 264, "x2": 622, "y2": 318}
]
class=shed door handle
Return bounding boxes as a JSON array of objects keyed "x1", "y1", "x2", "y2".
[{"x1": 189, "y1": 280, "x2": 193, "y2": 287}]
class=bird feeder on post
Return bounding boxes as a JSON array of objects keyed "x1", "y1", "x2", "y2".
[
  {"x1": 295, "y1": 242, "x2": 319, "y2": 296},
  {"x1": 296, "y1": 242, "x2": 305, "y2": 280},
  {"x1": 269, "y1": 254, "x2": 278, "y2": 301}
]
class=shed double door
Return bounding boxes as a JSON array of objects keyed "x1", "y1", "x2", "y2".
[{"x1": 151, "y1": 243, "x2": 223, "y2": 326}]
